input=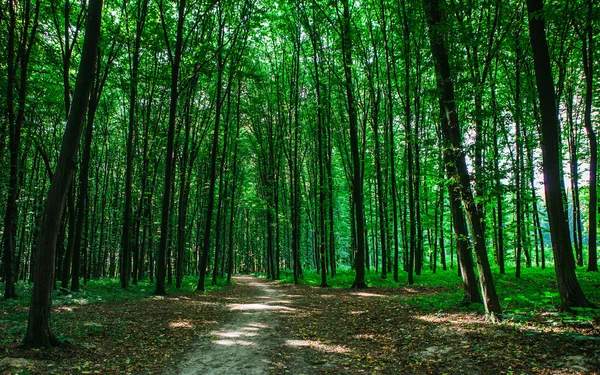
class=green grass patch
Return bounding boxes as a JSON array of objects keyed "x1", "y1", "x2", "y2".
[
  {"x1": 266, "y1": 266, "x2": 600, "y2": 318},
  {"x1": 1, "y1": 275, "x2": 227, "y2": 308}
]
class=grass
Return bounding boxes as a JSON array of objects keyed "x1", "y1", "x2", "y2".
[
  {"x1": 263, "y1": 265, "x2": 600, "y2": 319},
  {"x1": 0, "y1": 275, "x2": 228, "y2": 346}
]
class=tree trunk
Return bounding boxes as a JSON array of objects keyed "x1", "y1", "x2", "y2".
[
  {"x1": 3, "y1": 0, "x2": 40, "y2": 299},
  {"x1": 581, "y1": 0, "x2": 598, "y2": 272},
  {"x1": 23, "y1": 0, "x2": 102, "y2": 347},
  {"x1": 198, "y1": 6, "x2": 224, "y2": 292},
  {"x1": 155, "y1": 0, "x2": 185, "y2": 296},
  {"x1": 341, "y1": 0, "x2": 367, "y2": 289},
  {"x1": 424, "y1": 0, "x2": 501, "y2": 317},
  {"x1": 526, "y1": 0, "x2": 592, "y2": 308}
]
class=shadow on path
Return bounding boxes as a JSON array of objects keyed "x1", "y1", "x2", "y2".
[{"x1": 177, "y1": 275, "x2": 303, "y2": 375}]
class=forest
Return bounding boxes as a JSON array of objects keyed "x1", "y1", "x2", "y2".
[{"x1": 1, "y1": 0, "x2": 600, "y2": 373}]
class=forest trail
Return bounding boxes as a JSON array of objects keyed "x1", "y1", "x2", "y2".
[
  {"x1": 172, "y1": 275, "x2": 600, "y2": 375},
  {"x1": 1, "y1": 275, "x2": 598, "y2": 374},
  {"x1": 176, "y1": 275, "x2": 309, "y2": 375}
]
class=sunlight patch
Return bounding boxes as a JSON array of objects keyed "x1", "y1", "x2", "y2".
[
  {"x1": 285, "y1": 339, "x2": 351, "y2": 354},
  {"x1": 349, "y1": 292, "x2": 385, "y2": 298},
  {"x1": 169, "y1": 321, "x2": 193, "y2": 329},
  {"x1": 416, "y1": 313, "x2": 486, "y2": 325},
  {"x1": 283, "y1": 294, "x2": 302, "y2": 298},
  {"x1": 169, "y1": 296, "x2": 192, "y2": 301},
  {"x1": 354, "y1": 334, "x2": 375, "y2": 340},
  {"x1": 212, "y1": 339, "x2": 256, "y2": 346},
  {"x1": 227, "y1": 303, "x2": 296, "y2": 312},
  {"x1": 55, "y1": 306, "x2": 74, "y2": 312},
  {"x1": 212, "y1": 330, "x2": 258, "y2": 338}
]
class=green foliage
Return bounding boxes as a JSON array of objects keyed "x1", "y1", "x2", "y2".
[{"x1": 268, "y1": 266, "x2": 600, "y2": 321}]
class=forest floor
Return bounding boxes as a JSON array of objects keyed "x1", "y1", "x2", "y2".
[{"x1": 1, "y1": 272, "x2": 600, "y2": 374}]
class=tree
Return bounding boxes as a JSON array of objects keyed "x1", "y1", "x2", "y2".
[
  {"x1": 155, "y1": 0, "x2": 186, "y2": 296},
  {"x1": 423, "y1": 0, "x2": 501, "y2": 317},
  {"x1": 2, "y1": 0, "x2": 40, "y2": 299},
  {"x1": 572, "y1": 0, "x2": 598, "y2": 272},
  {"x1": 525, "y1": 0, "x2": 593, "y2": 308},
  {"x1": 121, "y1": 0, "x2": 149, "y2": 289},
  {"x1": 23, "y1": 0, "x2": 102, "y2": 347},
  {"x1": 340, "y1": 0, "x2": 367, "y2": 289}
]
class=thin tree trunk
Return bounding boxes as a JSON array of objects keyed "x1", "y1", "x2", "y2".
[
  {"x1": 198, "y1": 6, "x2": 224, "y2": 292},
  {"x1": 341, "y1": 0, "x2": 367, "y2": 289},
  {"x1": 155, "y1": 0, "x2": 185, "y2": 296}
]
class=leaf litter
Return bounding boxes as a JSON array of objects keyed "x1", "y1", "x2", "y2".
[{"x1": 1, "y1": 275, "x2": 599, "y2": 374}]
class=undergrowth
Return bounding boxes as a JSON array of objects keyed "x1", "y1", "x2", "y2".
[
  {"x1": 262, "y1": 266, "x2": 600, "y2": 321},
  {"x1": 0, "y1": 276, "x2": 227, "y2": 346}
]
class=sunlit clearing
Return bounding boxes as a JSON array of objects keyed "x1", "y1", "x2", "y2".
[
  {"x1": 169, "y1": 321, "x2": 193, "y2": 329},
  {"x1": 213, "y1": 339, "x2": 256, "y2": 346},
  {"x1": 247, "y1": 323, "x2": 269, "y2": 329},
  {"x1": 349, "y1": 292, "x2": 385, "y2": 298},
  {"x1": 227, "y1": 303, "x2": 296, "y2": 312},
  {"x1": 285, "y1": 339, "x2": 351, "y2": 354}
]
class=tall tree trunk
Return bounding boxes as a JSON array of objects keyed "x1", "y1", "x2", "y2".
[
  {"x1": 526, "y1": 0, "x2": 592, "y2": 308},
  {"x1": 198, "y1": 7, "x2": 224, "y2": 292},
  {"x1": 23, "y1": 0, "x2": 102, "y2": 347},
  {"x1": 3, "y1": 0, "x2": 40, "y2": 299},
  {"x1": 155, "y1": 0, "x2": 185, "y2": 295},
  {"x1": 341, "y1": 0, "x2": 367, "y2": 289},
  {"x1": 424, "y1": 0, "x2": 501, "y2": 317},
  {"x1": 378, "y1": 0, "x2": 399, "y2": 283},
  {"x1": 491, "y1": 77, "x2": 505, "y2": 274},
  {"x1": 72, "y1": 42, "x2": 114, "y2": 291},
  {"x1": 566, "y1": 87, "x2": 583, "y2": 267},
  {"x1": 226, "y1": 82, "x2": 242, "y2": 284},
  {"x1": 581, "y1": 0, "x2": 598, "y2": 272},
  {"x1": 515, "y1": 35, "x2": 523, "y2": 278},
  {"x1": 121, "y1": 0, "x2": 148, "y2": 289}
]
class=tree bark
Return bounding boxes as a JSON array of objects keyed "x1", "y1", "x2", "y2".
[
  {"x1": 23, "y1": 0, "x2": 102, "y2": 347},
  {"x1": 341, "y1": 0, "x2": 367, "y2": 289},
  {"x1": 424, "y1": 0, "x2": 501, "y2": 317},
  {"x1": 155, "y1": 0, "x2": 185, "y2": 295},
  {"x1": 526, "y1": 0, "x2": 592, "y2": 308}
]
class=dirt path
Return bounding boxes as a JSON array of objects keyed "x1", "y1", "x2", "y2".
[
  {"x1": 176, "y1": 275, "x2": 305, "y2": 375},
  {"x1": 173, "y1": 275, "x2": 600, "y2": 375}
]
